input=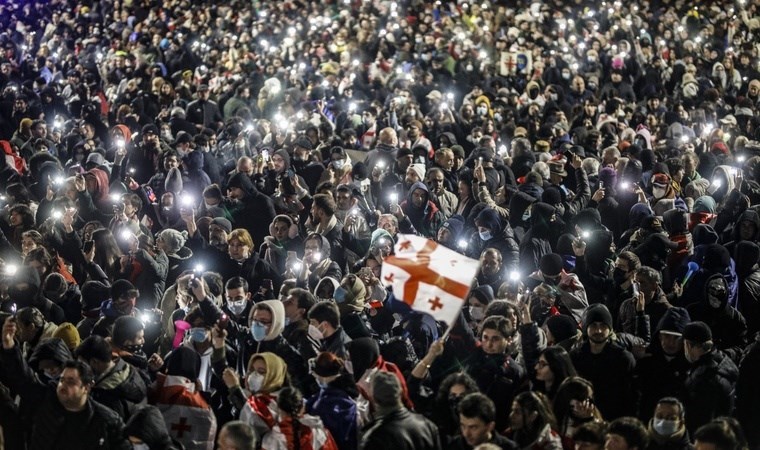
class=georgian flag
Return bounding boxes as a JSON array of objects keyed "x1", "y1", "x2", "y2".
[
  {"x1": 153, "y1": 375, "x2": 218, "y2": 450},
  {"x1": 381, "y1": 234, "x2": 480, "y2": 326}
]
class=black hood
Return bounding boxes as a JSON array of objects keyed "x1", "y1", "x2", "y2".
[{"x1": 29, "y1": 337, "x2": 73, "y2": 369}]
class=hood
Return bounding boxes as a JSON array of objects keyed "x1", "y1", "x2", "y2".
[
  {"x1": 315, "y1": 276, "x2": 341, "y2": 299},
  {"x1": 734, "y1": 210, "x2": 760, "y2": 241},
  {"x1": 370, "y1": 228, "x2": 394, "y2": 248},
  {"x1": 693, "y1": 195, "x2": 716, "y2": 214},
  {"x1": 169, "y1": 245, "x2": 193, "y2": 261},
  {"x1": 509, "y1": 191, "x2": 537, "y2": 228},
  {"x1": 85, "y1": 167, "x2": 110, "y2": 202},
  {"x1": 709, "y1": 165, "x2": 736, "y2": 201},
  {"x1": 96, "y1": 358, "x2": 147, "y2": 403},
  {"x1": 629, "y1": 203, "x2": 654, "y2": 229},
  {"x1": 29, "y1": 337, "x2": 72, "y2": 369},
  {"x1": 164, "y1": 167, "x2": 184, "y2": 195},
  {"x1": 471, "y1": 285, "x2": 495, "y2": 305},
  {"x1": 256, "y1": 300, "x2": 285, "y2": 341},
  {"x1": 125, "y1": 406, "x2": 173, "y2": 449},
  {"x1": 635, "y1": 127, "x2": 653, "y2": 149},
  {"x1": 250, "y1": 352, "x2": 288, "y2": 393},
  {"x1": 663, "y1": 208, "x2": 689, "y2": 235},
  {"x1": 312, "y1": 234, "x2": 333, "y2": 260},
  {"x1": 704, "y1": 273, "x2": 729, "y2": 310},
  {"x1": 228, "y1": 171, "x2": 258, "y2": 197},
  {"x1": 273, "y1": 149, "x2": 290, "y2": 171},
  {"x1": 183, "y1": 150, "x2": 204, "y2": 172},
  {"x1": 734, "y1": 241, "x2": 760, "y2": 278},
  {"x1": 112, "y1": 125, "x2": 132, "y2": 145},
  {"x1": 347, "y1": 337, "x2": 380, "y2": 382},
  {"x1": 439, "y1": 132, "x2": 457, "y2": 146},
  {"x1": 575, "y1": 208, "x2": 603, "y2": 231},
  {"x1": 693, "y1": 224, "x2": 719, "y2": 247},
  {"x1": 405, "y1": 181, "x2": 430, "y2": 209}
]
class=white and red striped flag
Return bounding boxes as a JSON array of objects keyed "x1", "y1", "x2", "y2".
[{"x1": 381, "y1": 234, "x2": 480, "y2": 326}]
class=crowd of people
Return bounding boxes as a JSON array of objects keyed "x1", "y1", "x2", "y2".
[{"x1": 1, "y1": 0, "x2": 760, "y2": 449}]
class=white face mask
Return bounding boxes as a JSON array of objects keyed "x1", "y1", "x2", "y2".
[
  {"x1": 132, "y1": 443, "x2": 150, "y2": 450},
  {"x1": 653, "y1": 187, "x2": 667, "y2": 199},
  {"x1": 247, "y1": 372, "x2": 264, "y2": 393},
  {"x1": 469, "y1": 305, "x2": 485, "y2": 321},
  {"x1": 308, "y1": 323, "x2": 324, "y2": 341}
]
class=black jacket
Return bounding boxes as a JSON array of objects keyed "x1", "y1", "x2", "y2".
[
  {"x1": 571, "y1": 340, "x2": 636, "y2": 420},
  {"x1": 90, "y1": 357, "x2": 148, "y2": 420},
  {"x1": 682, "y1": 349, "x2": 739, "y2": 434},
  {"x1": 361, "y1": 407, "x2": 442, "y2": 450},
  {"x1": 228, "y1": 172, "x2": 277, "y2": 248},
  {"x1": 0, "y1": 346, "x2": 130, "y2": 450}
]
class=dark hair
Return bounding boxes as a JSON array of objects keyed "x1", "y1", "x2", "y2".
[
  {"x1": 91, "y1": 228, "x2": 122, "y2": 278},
  {"x1": 288, "y1": 288, "x2": 316, "y2": 312},
  {"x1": 112, "y1": 316, "x2": 144, "y2": 347},
  {"x1": 618, "y1": 251, "x2": 642, "y2": 272},
  {"x1": 435, "y1": 372, "x2": 479, "y2": 405},
  {"x1": 202, "y1": 272, "x2": 224, "y2": 298},
  {"x1": 480, "y1": 315, "x2": 515, "y2": 340},
  {"x1": 553, "y1": 377, "x2": 595, "y2": 430},
  {"x1": 9, "y1": 204, "x2": 35, "y2": 228},
  {"x1": 484, "y1": 300, "x2": 518, "y2": 323},
  {"x1": 277, "y1": 387, "x2": 304, "y2": 450},
  {"x1": 607, "y1": 417, "x2": 649, "y2": 450},
  {"x1": 76, "y1": 335, "x2": 113, "y2": 363},
  {"x1": 656, "y1": 397, "x2": 685, "y2": 420},
  {"x1": 635, "y1": 266, "x2": 661, "y2": 286},
  {"x1": 220, "y1": 421, "x2": 257, "y2": 450},
  {"x1": 694, "y1": 418, "x2": 746, "y2": 450},
  {"x1": 308, "y1": 302, "x2": 340, "y2": 328},
  {"x1": 573, "y1": 422, "x2": 607, "y2": 446},
  {"x1": 123, "y1": 193, "x2": 143, "y2": 211},
  {"x1": 63, "y1": 360, "x2": 95, "y2": 385},
  {"x1": 24, "y1": 247, "x2": 53, "y2": 277},
  {"x1": 225, "y1": 276, "x2": 249, "y2": 293},
  {"x1": 458, "y1": 392, "x2": 495, "y2": 423},
  {"x1": 312, "y1": 193, "x2": 336, "y2": 216},
  {"x1": 16, "y1": 306, "x2": 45, "y2": 328},
  {"x1": 513, "y1": 391, "x2": 559, "y2": 444},
  {"x1": 538, "y1": 346, "x2": 577, "y2": 394}
]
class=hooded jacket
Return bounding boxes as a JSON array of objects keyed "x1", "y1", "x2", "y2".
[
  {"x1": 228, "y1": 172, "x2": 277, "y2": 248},
  {"x1": 682, "y1": 348, "x2": 739, "y2": 433},
  {"x1": 400, "y1": 181, "x2": 445, "y2": 238},
  {"x1": 91, "y1": 357, "x2": 148, "y2": 420},
  {"x1": 519, "y1": 202, "x2": 556, "y2": 274},
  {"x1": 686, "y1": 274, "x2": 747, "y2": 361},
  {"x1": 302, "y1": 235, "x2": 342, "y2": 293},
  {"x1": 734, "y1": 241, "x2": 760, "y2": 335},
  {"x1": 663, "y1": 208, "x2": 694, "y2": 273}
]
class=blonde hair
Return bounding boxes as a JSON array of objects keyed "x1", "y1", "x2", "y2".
[{"x1": 228, "y1": 228, "x2": 254, "y2": 248}]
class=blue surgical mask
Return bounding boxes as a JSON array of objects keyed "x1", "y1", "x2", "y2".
[
  {"x1": 479, "y1": 230, "x2": 492, "y2": 241},
  {"x1": 334, "y1": 287, "x2": 347, "y2": 303},
  {"x1": 284, "y1": 317, "x2": 291, "y2": 326},
  {"x1": 653, "y1": 418, "x2": 679, "y2": 436},
  {"x1": 227, "y1": 299, "x2": 247, "y2": 316},
  {"x1": 189, "y1": 327, "x2": 208, "y2": 343},
  {"x1": 251, "y1": 321, "x2": 268, "y2": 341}
]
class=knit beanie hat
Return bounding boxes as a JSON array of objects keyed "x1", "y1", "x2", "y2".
[
  {"x1": 475, "y1": 207, "x2": 502, "y2": 232},
  {"x1": 540, "y1": 253, "x2": 565, "y2": 277},
  {"x1": 408, "y1": 163, "x2": 426, "y2": 180},
  {"x1": 158, "y1": 229, "x2": 187, "y2": 256},
  {"x1": 52, "y1": 323, "x2": 81, "y2": 351},
  {"x1": 371, "y1": 371, "x2": 403, "y2": 408},
  {"x1": 166, "y1": 346, "x2": 202, "y2": 381},
  {"x1": 545, "y1": 315, "x2": 579, "y2": 342},
  {"x1": 583, "y1": 304, "x2": 613, "y2": 330}
]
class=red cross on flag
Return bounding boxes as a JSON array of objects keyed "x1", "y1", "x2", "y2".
[{"x1": 381, "y1": 234, "x2": 480, "y2": 326}]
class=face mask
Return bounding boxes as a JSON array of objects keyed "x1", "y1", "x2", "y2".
[
  {"x1": 334, "y1": 286, "x2": 347, "y2": 303},
  {"x1": 132, "y1": 444, "x2": 150, "y2": 450},
  {"x1": 333, "y1": 160, "x2": 345, "y2": 170},
  {"x1": 466, "y1": 64, "x2": 474, "y2": 72},
  {"x1": 493, "y1": 113, "x2": 502, "y2": 122},
  {"x1": 517, "y1": 37, "x2": 525, "y2": 45},
  {"x1": 476, "y1": 106, "x2": 487, "y2": 116},
  {"x1": 189, "y1": 327, "x2": 208, "y2": 343},
  {"x1": 653, "y1": 418, "x2": 680, "y2": 436},
  {"x1": 549, "y1": 93, "x2": 558, "y2": 101},
  {"x1": 43, "y1": 369, "x2": 61, "y2": 382},
  {"x1": 247, "y1": 372, "x2": 264, "y2": 392},
  {"x1": 708, "y1": 293, "x2": 722, "y2": 309},
  {"x1": 479, "y1": 230, "x2": 492, "y2": 241},
  {"x1": 522, "y1": 208, "x2": 532, "y2": 222},
  {"x1": 408, "y1": 108, "x2": 416, "y2": 116},
  {"x1": 308, "y1": 323, "x2": 324, "y2": 341},
  {"x1": 469, "y1": 306, "x2": 485, "y2": 321},
  {"x1": 653, "y1": 187, "x2": 667, "y2": 199},
  {"x1": 363, "y1": 118, "x2": 373, "y2": 126},
  {"x1": 124, "y1": 344, "x2": 144, "y2": 355},
  {"x1": 562, "y1": 72, "x2": 571, "y2": 80},
  {"x1": 612, "y1": 268, "x2": 629, "y2": 284},
  {"x1": 251, "y1": 322, "x2": 268, "y2": 341},
  {"x1": 228, "y1": 299, "x2": 247, "y2": 316}
]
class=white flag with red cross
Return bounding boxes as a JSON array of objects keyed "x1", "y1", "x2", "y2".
[{"x1": 381, "y1": 234, "x2": 480, "y2": 326}]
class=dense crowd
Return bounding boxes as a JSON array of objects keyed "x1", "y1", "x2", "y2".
[{"x1": 1, "y1": 0, "x2": 760, "y2": 449}]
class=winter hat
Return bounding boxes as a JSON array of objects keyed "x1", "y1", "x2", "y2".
[
  {"x1": 441, "y1": 215, "x2": 465, "y2": 239},
  {"x1": 693, "y1": 196, "x2": 717, "y2": 214},
  {"x1": 312, "y1": 351, "x2": 344, "y2": 377},
  {"x1": 164, "y1": 167, "x2": 184, "y2": 195},
  {"x1": 165, "y1": 346, "x2": 202, "y2": 380},
  {"x1": 408, "y1": 163, "x2": 426, "y2": 180},
  {"x1": 111, "y1": 279, "x2": 137, "y2": 301},
  {"x1": 542, "y1": 186, "x2": 563, "y2": 205},
  {"x1": 353, "y1": 162, "x2": 369, "y2": 180},
  {"x1": 158, "y1": 229, "x2": 187, "y2": 255},
  {"x1": 703, "y1": 243, "x2": 731, "y2": 272},
  {"x1": 81, "y1": 280, "x2": 112, "y2": 311},
  {"x1": 656, "y1": 307, "x2": 691, "y2": 337},
  {"x1": 475, "y1": 207, "x2": 502, "y2": 232},
  {"x1": 651, "y1": 173, "x2": 671, "y2": 188},
  {"x1": 273, "y1": 149, "x2": 291, "y2": 170},
  {"x1": 583, "y1": 304, "x2": 613, "y2": 330},
  {"x1": 662, "y1": 209, "x2": 689, "y2": 234},
  {"x1": 470, "y1": 285, "x2": 495, "y2": 306},
  {"x1": 598, "y1": 166, "x2": 617, "y2": 188},
  {"x1": 52, "y1": 323, "x2": 81, "y2": 351},
  {"x1": 545, "y1": 314, "x2": 579, "y2": 342},
  {"x1": 371, "y1": 371, "x2": 403, "y2": 408},
  {"x1": 370, "y1": 228, "x2": 394, "y2": 248},
  {"x1": 683, "y1": 321, "x2": 712, "y2": 344},
  {"x1": 210, "y1": 217, "x2": 232, "y2": 233},
  {"x1": 735, "y1": 241, "x2": 760, "y2": 277},
  {"x1": 540, "y1": 253, "x2": 565, "y2": 277},
  {"x1": 43, "y1": 272, "x2": 68, "y2": 300}
]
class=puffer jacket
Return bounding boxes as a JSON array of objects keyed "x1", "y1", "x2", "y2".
[
  {"x1": 360, "y1": 407, "x2": 442, "y2": 450},
  {"x1": 166, "y1": 246, "x2": 193, "y2": 286},
  {"x1": 687, "y1": 274, "x2": 747, "y2": 361},
  {"x1": 682, "y1": 349, "x2": 739, "y2": 434}
]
